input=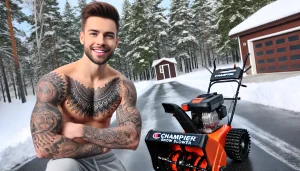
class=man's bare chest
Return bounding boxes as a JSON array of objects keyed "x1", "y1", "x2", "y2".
[{"x1": 62, "y1": 76, "x2": 122, "y2": 121}]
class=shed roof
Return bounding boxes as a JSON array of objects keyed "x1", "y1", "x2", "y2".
[
  {"x1": 152, "y1": 57, "x2": 177, "y2": 67},
  {"x1": 229, "y1": 0, "x2": 300, "y2": 37}
]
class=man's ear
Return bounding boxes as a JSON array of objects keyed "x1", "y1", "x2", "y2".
[
  {"x1": 79, "y1": 31, "x2": 84, "y2": 45},
  {"x1": 115, "y1": 36, "x2": 119, "y2": 48}
]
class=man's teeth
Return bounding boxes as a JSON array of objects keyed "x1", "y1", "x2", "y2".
[{"x1": 94, "y1": 50, "x2": 105, "y2": 53}]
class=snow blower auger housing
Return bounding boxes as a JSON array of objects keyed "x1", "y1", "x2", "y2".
[{"x1": 145, "y1": 53, "x2": 252, "y2": 171}]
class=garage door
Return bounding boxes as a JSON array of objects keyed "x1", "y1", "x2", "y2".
[{"x1": 254, "y1": 30, "x2": 300, "y2": 73}]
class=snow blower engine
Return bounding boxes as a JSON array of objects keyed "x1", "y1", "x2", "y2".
[{"x1": 145, "y1": 53, "x2": 251, "y2": 171}]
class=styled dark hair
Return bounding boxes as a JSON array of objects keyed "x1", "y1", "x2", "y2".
[{"x1": 81, "y1": 1, "x2": 120, "y2": 32}]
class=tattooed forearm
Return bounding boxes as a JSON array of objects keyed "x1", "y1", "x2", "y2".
[
  {"x1": 82, "y1": 108, "x2": 141, "y2": 149},
  {"x1": 31, "y1": 104, "x2": 104, "y2": 159},
  {"x1": 82, "y1": 78, "x2": 142, "y2": 150},
  {"x1": 31, "y1": 72, "x2": 105, "y2": 159}
]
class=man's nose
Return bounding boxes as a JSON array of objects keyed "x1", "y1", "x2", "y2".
[{"x1": 96, "y1": 35, "x2": 106, "y2": 45}]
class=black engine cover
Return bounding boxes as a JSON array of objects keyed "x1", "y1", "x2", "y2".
[{"x1": 187, "y1": 93, "x2": 224, "y2": 113}]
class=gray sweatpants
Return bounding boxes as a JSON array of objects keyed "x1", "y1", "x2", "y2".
[{"x1": 45, "y1": 150, "x2": 126, "y2": 171}]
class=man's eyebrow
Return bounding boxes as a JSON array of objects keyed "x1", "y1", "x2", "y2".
[
  {"x1": 88, "y1": 30, "x2": 115, "y2": 35},
  {"x1": 88, "y1": 29, "x2": 100, "y2": 32},
  {"x1": 105, "y1": 32, "x2": 115, "y2": 35}
]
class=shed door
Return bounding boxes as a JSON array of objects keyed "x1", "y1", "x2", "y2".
[
  {"x1": 254, "y1": 30, "x2": 300, "y2": 73},
  {"x1": 163, "y1": 65, "x2": 170, "y2": 79}
]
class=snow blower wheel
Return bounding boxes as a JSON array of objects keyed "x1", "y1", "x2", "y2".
[{"x1": 225, "y1": 128, "x2": 251, "y2": 161}]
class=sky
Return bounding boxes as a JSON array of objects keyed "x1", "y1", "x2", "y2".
[{"x1": 1, "y1": 62, "x2": 300, "y2": 170}]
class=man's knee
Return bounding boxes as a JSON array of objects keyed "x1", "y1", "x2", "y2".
[{"x1": 46, "y1": 158, "x2": 81, "y2": 171}]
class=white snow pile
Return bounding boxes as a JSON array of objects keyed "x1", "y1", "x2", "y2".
[
  {"x1": 0, "y1": 62, "x2": 299, "y2": 171},
  {"x1": 229, "y1": 0, "x2": 300, "y2": 36}
]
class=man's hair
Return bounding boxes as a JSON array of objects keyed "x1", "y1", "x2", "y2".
[{"x1": 81, "y1": 1, "x2": 120, "y2": 32}]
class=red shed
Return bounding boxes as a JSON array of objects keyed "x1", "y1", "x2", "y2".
[
  {"x1": 152, "y1": 57, "x2": 177, "y2": 81},
  {"x1": 229, "y1": 0, "x2": 300, "y2": 74}
]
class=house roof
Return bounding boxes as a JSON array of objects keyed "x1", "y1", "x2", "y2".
[
  {"x1": 229, "y1": 0, "x2": 300, "y2": 37},
  {"x1": 151, "y1": 57, "x2": 177, "y2": 67}
]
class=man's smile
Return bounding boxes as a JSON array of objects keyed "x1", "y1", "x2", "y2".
[{"x1": 92, "y1": 48, "x2": 109, "y2": 56}]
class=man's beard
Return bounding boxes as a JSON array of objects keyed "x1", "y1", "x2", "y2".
[{"x1": 84, "y1": 46, "x2": 114, "y2": 65}]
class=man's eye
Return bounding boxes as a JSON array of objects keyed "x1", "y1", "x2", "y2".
[
  {"x1": 106, "y1": 35, "x2": 114, "y2": 38},
  {"x1": 91, "y1": 33, "x2": 97, "y2": 36}
]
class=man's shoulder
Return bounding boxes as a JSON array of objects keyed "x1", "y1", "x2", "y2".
[
  {"x1": 118, "y1": 75, "x2": 135, "y2": 89},
  {"x1": 117, "y1": 75, "x2": 137, "y2": 98},
  {"x1": 38, "y1": 71, "x2": 68, "y2": 84},
  {"x1": 36, "y1": 71, "x2": 69, "y2": 103},
  {"x1": 38, "y1": 63, "x2": 75, "y2": 84},
  {"x1": 109, "y1": 67, "x2": 136, "y2": 89}
]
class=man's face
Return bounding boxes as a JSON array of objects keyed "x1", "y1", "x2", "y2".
[{"x1": 80, "y1": 16, "x2": 119, "y2": 65}]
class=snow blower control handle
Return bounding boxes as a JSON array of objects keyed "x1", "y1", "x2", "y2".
[{"x1": 224, "y1": 97, "x2": 241, "y2": 100}]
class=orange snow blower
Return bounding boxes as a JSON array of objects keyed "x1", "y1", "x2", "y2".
[{"x1": 145, "y1": 53, "x2": 252, "y2": 171}]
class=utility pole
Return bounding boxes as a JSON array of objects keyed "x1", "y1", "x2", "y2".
[{"x1": 5, "y1": 0, "x2": 26, "y2": 103}]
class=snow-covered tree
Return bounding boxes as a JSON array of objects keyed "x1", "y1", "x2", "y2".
[
  {"x1": 216, "y1": 0, "x2": 256, "y2": 62},
  {"x1": 26, "y1": 0, "x2": 62, "y2": 79},
  {"x1": 149, "y1": 0, "x2": 170, "y2": 60},
  {"x1": 191, "y1": 0, "x2": 221, "y2": 67},
  {"x1": 109, "y1": 0, "x2": 132, "y2": 79},
  {"x1": 58, "y1": 1, "x2": 81, "y2": 66},
  {"x1": 169, "y1": 0, "x2": 198, "y2": 73},
  {"x1": 0, "y1": 0, "x2": 28, "y2": 102},
  {"x1": 126, "y1": 0, "x2": 155, "y2": 77}
]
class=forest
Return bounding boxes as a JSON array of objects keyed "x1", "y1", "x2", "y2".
[{"x1": 0, "y1": 0, "x2": 275, "y2": 103}]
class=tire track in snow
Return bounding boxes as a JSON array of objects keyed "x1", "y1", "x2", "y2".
[
  {"x1": 117, "y1": 84, "x2": 161, "y2": 170},
  {"x1": 233, "y1": 115, "x2": 300, "y2": 171},
  {"x1": 160, "y1": 82, "x2": 192, "y2": 132}
]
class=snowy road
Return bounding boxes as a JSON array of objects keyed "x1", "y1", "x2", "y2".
[{"x1": 15, "y1": 81, "x2": 300, "y2": 171}]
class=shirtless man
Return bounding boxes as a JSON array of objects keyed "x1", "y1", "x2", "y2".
[{"x1": 30, "y1": 2, "x2": 141, "y2": 171}]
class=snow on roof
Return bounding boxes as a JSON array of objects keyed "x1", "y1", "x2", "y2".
[
  {"x1": 152, "y1": 57, "x2": 177, "y2": 67},
  {"x1": 229, "y1": 0, "x2": 300, "y2": 36}
]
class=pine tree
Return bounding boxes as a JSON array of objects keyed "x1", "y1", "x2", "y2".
[
  {"x1": 149, "y1": 0, "x2": 170, "y2": 60},
  {"x1": 109, "y1": 0, "x2": 132, "y2": 79},
  {"x1": 215, "y1": 0, "x2": 275, "y2": 63},
  {"x1": 1, "y1": 0, "x2": 28, "y2": 102},
  {"x1": 169, "y1": 0, "x2": 197, "y2": 73},
  {"x1": 126, "y1": 0, "x2": 155, "y2": 78},
  {"x1": 191, "y1": 0, "x2": 220, "y2": 67},
  {"x1": 58, "y1": 0, "x2": 81, "y2": 66},
  {"x1": 27, "y1": 0, "x2": 62, "y2": 79}
]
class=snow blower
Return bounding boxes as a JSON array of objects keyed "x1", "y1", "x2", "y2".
[{"x1": 145, "y1": 53, "x2": 252, "y2": 171}]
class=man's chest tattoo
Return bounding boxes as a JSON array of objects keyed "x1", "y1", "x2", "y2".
[{"x1": 66, "y1": 76, "x2": 122, "y2": 117}]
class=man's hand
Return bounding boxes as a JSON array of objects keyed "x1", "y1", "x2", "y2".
[{"x1": 61, "y1": 122, "x2": 83, "y2": 139}]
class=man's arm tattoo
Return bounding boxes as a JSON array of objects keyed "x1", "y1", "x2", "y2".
[
  {"x1": 82, "y1": 78, "x2": 142, "y2": 149},
  {"x1": 31, "y1": 72, "x2": 104, "y2": 159}
]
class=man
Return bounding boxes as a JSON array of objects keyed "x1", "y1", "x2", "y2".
[{"x1": 30, "y1": 1, "x2": 141, "y2": 171}]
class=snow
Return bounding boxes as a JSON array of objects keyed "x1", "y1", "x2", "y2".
[
  {"x1": 159, "y1": 31, "x2": 168, "y2": 36},
  {"x1": 177, "y1": 35, "x2": 198, "y2": 46},
  {"x1": 151, "y1": 57, "x2": 177, "y2": 67},
  {"x1": 44, "y1": 31, "x2": 55, "y2": 36},
  {"x1": 0, "y1": 62, "x2": 300, "y2": 171},
  {"x1": 229, "y1": 0, "x2": 300, "y2": 36}
]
